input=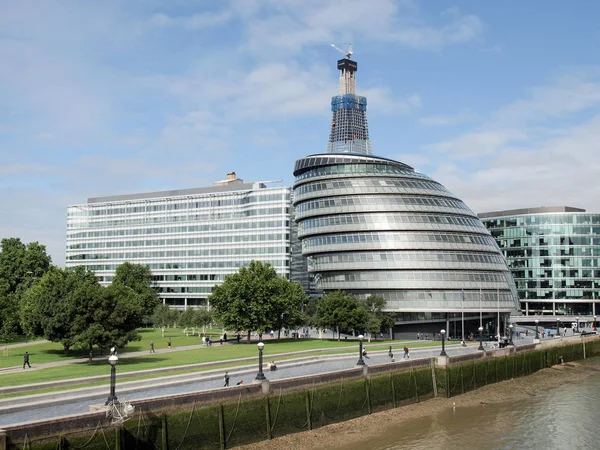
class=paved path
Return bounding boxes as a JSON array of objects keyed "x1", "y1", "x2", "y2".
[{"x1": 0, "y1": 340, "x2": 513, "y2": 427}]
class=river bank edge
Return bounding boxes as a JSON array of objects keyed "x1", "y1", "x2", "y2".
[{"x1": 238, "y1": 357, "x2": 600, "y2": 450}]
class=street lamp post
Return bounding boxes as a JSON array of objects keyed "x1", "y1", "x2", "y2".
[
  {"x1": 356, "y1": 335, "x2": 366, "y2": 365},
  {"x1": 509, "y1": 324, "x2": 514, "y2": 345},
  {"x1": 105, "y1": 354, "x2": 119, "y2": 405},
  {"x1": 255, "y1": 342, "x2": 266, "y2": 381},
  {"x1": 557, "y1": 318, "x2": 560, "y2": 337},
  {"x1": 477, "y1": 326, "x2": 484, "y2": 351},
  {"x1": 535, "y1": 319, "x2": 540, "y2": 339},
  {"x1": 440, "y1": 329, "x2": 447, "y2": 356},
  {"x1": 576, "y1": 316, "x2": 579, "y2": 333},
  {"x1": 594, "y1": 316, "x2": 597, "y2": 331}
]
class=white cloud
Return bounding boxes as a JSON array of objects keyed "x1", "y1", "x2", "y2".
[
  {"x1": 147, "y1": 11, "x2": 232, "y2": 29},
  {"x1": 419, "y1": 110, "x2": 477, "y2": 126},
  {"x1": 425, "y1": 71, "x2": 600, "y2": 214}
]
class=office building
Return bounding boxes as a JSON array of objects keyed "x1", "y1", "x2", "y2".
[
  {"x1": 480, "y1": 206, "x2": 600, "y2": 318},
  {"x1": 292, "y1": 52, "x2": 520, "y2": 333},
  {"x1": 66, "y1": 173, "x2": 292, "y2": 309}
]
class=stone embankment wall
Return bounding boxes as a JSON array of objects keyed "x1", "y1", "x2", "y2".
[{"x1": 1, "y1": 336, "x2": 598, "y2": 450}]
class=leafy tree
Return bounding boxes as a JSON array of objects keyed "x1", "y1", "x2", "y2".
[
  {"x1": 209, "y1": 260, "x2": 287, "y2": 342},
  {"x1": 0, "y1": 238, "x2": 52, "y2": 294},
  {"x1": 317, "y1": 291, "x2": 368, "y2": 341},
  {"x1": 192, "y1": 308, "x2": 212, "y2": 334},
  {"x1": 151, "y1": 303, "x2": 172, "y2": 337},
  {"x1": 0, "y1": 238, "x2": 52, "y2": 340},
  {"x1": 72, "y1": 283, "x2": 143, "y2": 363},
  {"x1": 111, "y1": 262, "x2": 160, "y2": 326},
  {"x1": 269, "y1": 277, "x2": 308, "y2": 338},
  {"x1": 21, "y1": 266, "x2": 101, "y2": 354},
  {"x1": 362, "y1": 295, "x2": 394, "y2": 342}
]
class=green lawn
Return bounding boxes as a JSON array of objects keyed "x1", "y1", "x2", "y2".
[
  {"x1": 0, "y1": 327, "x2": 225, "y2": 368},
  {"x1": 0, "y1": 335, "x2": 441, "y2": 387}
]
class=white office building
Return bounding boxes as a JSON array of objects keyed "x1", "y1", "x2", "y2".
[{"x1": 66, "y1": 173, "x2": 292, "y2": 309}]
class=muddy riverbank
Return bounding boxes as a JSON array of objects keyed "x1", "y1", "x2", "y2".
[{"x1": 238, "y1": 359, "x2": 600, "y2": 450}]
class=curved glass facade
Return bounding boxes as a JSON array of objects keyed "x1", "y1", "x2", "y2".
[
  {"x1": 293, "y1": 153, "x2": 520, "y2": 314},
  {"x1": 480, "y1": 207, "x2": 600, "y2": 317}
]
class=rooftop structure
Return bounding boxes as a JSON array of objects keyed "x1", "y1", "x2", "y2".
[{"x1": 327, "y1": 44, "x2": 371, "y2": 155}]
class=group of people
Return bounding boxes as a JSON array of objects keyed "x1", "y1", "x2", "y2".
[
  {"x1": 266, "y1": 360, "x2": 278, "y2": 371},
  {"x1": 386, "y1": 345, "x2": 410, "y2": 362}
]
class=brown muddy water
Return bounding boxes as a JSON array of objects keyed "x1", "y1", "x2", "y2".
[
  {"x1": 239, "y1": 358, "x2": 600, "y2": 450},
  {"x1": 343, "y1": 373, "x2": 600, "y2": 449}
]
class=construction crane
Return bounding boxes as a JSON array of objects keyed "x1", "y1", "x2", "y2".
[{"x1": 330, "y1": 42, "x2": 353, "y2": 59}]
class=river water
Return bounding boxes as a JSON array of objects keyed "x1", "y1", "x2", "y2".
[{"x1": 343, "y1": 368, "x2": 600, "y2": 450}]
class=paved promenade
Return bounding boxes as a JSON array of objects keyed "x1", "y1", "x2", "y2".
[{"x1": 0, "y1": 331, "x2": 591, "y2": 427}]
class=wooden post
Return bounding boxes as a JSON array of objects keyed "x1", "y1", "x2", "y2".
[
  {"x1": 161, "y1": 413, "x2": 168, "y2": 450},
  {"x1": 460, "y1": 365, "x2": 465, "y2": 394},
  {"x1": 0, "y1": 430, "x2": 6, "y2": 450},
  {"x1": 390, "y1": 374, "x2": 397, "y2": 408},
  {"x1": 414, "y1": 371, "x2": 419, "y2": 403},
  {"x1": 430, "y1": 359, "x2": 438, "y2": 398},
  {"x1": 218, "y1": 404, "x2": 226, "y2": 450},
  {"x1": 365, "y1": 379, "x2": 372, "y2": 414},
  {"x1": 445, "y1": 367, "x2": 450, "y2": 398},
  {"x1": 115, "y1": 426, "x2": 123, "y2": 450},
  {"x1": 305, "y1": 391, "x2": 312, "y2": 430},
  {"x1": 265, "y1": 397, "x2": 272, "y2": 440}
]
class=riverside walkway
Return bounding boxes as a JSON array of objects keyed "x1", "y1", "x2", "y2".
[{"x1": 0, "y1": 331, "x2": 588, "y2": 427}]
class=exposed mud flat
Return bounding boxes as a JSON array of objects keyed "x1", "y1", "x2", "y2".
[{"x1": 237, "y1": 360, "x2": 600, "y2": 450}]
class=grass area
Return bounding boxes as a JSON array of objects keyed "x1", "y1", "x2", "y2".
[
  {"x1": 0, "y1": 340, "x2": 443, "y2": 399},
  {"x1": 0, "y1": 336, "x2": 440, "y2": 387},
  {"x1": 0, "y1": 327, "x2": 225, "y2": 368}
]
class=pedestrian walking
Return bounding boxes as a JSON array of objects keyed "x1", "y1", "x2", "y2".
[
  {"x1": 23, "y1": 351, "x2": 31, "y2": 369},
  {"x1": 167, "y1": 338, "x2": 172, "y2": 350},
  {"x1": 149, "y1": 341, "x2": 155, "y2": 353},
  {"x1": 224, "y1": 371, "x2": 230, "y2": 387},
  {"x1": 388, "y1": 345, "x2": 393, "y2": 357},
  {"x1": 403, "y1": 346, "x2": 409, "y2": 360}
]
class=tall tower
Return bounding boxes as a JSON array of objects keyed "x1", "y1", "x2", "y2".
[{"x1": 327, "y1": 49, "x2": 372, "y2": 154}]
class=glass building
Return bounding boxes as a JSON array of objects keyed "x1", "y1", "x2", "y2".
[
  {"x1": 66, "y1": 173, "x2": 292, "y2": 309},
  {"x1": 292, "y1": 54, "x2": 520, "y2": 333},
  {"x1": 480, "y1": 206, "x2": 600, "y2": 318}
]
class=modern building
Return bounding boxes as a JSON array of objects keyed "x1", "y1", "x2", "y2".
[
  {"x1": 66, "y1": 173, "x2": 292, "y2": 309},
  {"x1": 480, "y1": 206, "x2": 600, "y2": 321},
  {"x1": 292, "y1": 52, "x2": 520, "y2": 335}
]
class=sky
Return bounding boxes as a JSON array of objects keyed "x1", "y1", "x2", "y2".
[{"x1": 2, "y1": 0, "x2": 600, "y2": 266}]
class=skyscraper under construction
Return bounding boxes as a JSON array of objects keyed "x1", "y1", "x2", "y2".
[{"x1": 293, "y1": 47, "x2": 520, "y2": 335}]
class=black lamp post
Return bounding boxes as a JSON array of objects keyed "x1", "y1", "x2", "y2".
[
  {"x1": 535, "y1": 319, "x2": 540, "y2": 339},
  {"x1": 255, "y1": 342, "x2": 266, "y2": 381},
  {"x1": 576, "y1": 316, "x2": 579, "y2": 333},
  {"x1": 477, "y1": 326, "x2": 484, "y2": 350},
  {"x1": 509, "y1": 324, "x2": 514, "y2": 345},
  {"x1": 556, "y1": 318, "x2": 560, "y2": 337},
  {"x1": 356, "y1": 334, "x2": 366, "y2": 365},
  {"x1": 440, "y1": 329, "x2": 447, "y2": 356},
  {"x1": 594, "y1": 316, "x2": 597, "y2": 331},
  {"x1": 105, "y1": 354, "x2": 119, "y2": 405}
]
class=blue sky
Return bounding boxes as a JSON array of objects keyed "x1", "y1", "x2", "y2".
[{"x1": 2, "y1": 0, "x2": 600, "y2": 265}]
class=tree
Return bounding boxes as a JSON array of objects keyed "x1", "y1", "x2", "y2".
[
  {"x1": 72, "y1": 283, "x2": 143, "y2": 364},
  {"x1": 317, "y1": 291, "x2": 368, "y2": 341},
  {"x1": 0, "y1": 238, "x2": 52, "y2": 294},
  {"x1": 361, "y1": 295, "x2": 394, "y2": 342},
  {"x1": 269, "y1": 277, "x2": 308, "y2": 339},
  {"x1": 21, "y1": 266, "x2": 101, "y2": 354},
  {"x1": 112, "y1": 262, "x2": 160, "y2": 326},
  {"x1": 209, "y1": 260, "x2": 287, "y2": 342},
  {"x1": 151, "y1": 304, "x2": 172, "y2": 337},
  {"x1": 0, "y1": 238, "x2": 52, "y2": 340},
  {"x1": 192, "y1": 308, "x2": 212, "y2": 335}
]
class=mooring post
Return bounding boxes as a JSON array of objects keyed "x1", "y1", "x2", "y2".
[
  {"x1": 219, "y1": 404, "x2": 226, "y2": 450},
  {"x1": 161, "y1": 413, "x2": 168, "y2": 450},
  {"x1": 265, "y1": 397, "x2": 272, "y2": 440},
  {"x1": 430, "y1": 358, "x2": 438, "y2": 398},
  {"x1": 305, "y1": 391, "x2": 312, "y2": 430}
]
